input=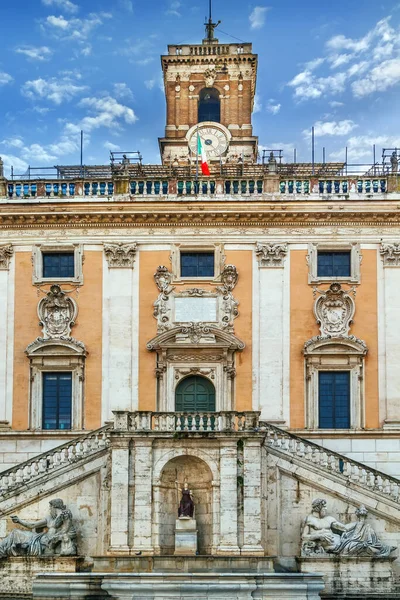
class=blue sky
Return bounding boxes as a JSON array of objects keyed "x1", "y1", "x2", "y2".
[{"x1": 1, "y1": 0, "x2": 400, "y2": 176}]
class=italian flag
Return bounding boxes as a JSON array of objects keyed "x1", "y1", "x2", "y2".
[{"x1": 198, "y1": 134, "x2": 210, "y2": 176}]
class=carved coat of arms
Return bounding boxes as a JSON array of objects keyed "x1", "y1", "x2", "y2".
[
  {"x1": 38, "y1": 285, "x2": 78, "y2": 339},
  {"x1": 314, "y1": 283, "x2": 355, "y2": 337}
]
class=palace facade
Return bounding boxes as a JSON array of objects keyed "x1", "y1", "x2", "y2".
[{"x1": 0, "y1": 18, "x2": 400, "y2": 600}]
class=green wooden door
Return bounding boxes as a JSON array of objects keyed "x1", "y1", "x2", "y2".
[{"x1": 175, "y1": 376, "x2": 216, "y2": 413}]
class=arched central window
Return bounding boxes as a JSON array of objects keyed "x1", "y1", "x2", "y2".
[
  {"x1": 198, "y1": 88, "x2": 220, "y2": 123},
  {"x1": 175, "y1": 375, "x2": 216, "y2": 412}
]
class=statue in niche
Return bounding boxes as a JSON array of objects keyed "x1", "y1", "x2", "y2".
[
  {"x1": 0, "y1": 499, "x2": 77, "y2": 558},
  {"x1": 176, "y1": 479, "x2": 195, "y2": 518},
  {"x1": 391, "y1": 151, "x2": 398, "y2": 173},
  {"x1": 301, "y1": 498, "x2": 396, "y2": 557}
]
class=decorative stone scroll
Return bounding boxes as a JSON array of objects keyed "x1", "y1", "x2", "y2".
[
  {"x1": 301, "y1": 498, "x2": 396, "y2": 558},
  {"x1": 314, "y1": 283, "x2": 355, "y2": 337},
  {"x1": 255, "y1": 243, "x2": 287, "y2": 267},
  {"x1": 0, "y1": 245, "x2": 13, "y2": 270},
  {"x1": 380, "y1": 242, "x2": 400, "y2": 266},
  {"x1": 38, "y1": 285, "x2": 78, "y2": 339},
  {"x1": 104, "y1": 243, "x2": 137, "y2": 268}
]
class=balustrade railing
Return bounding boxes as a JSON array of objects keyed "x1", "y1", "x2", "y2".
[
  {"x1": 113, "y1": 411, "x2": 260, "y2": 433},
  {"x1": 263, "y1": 423, "x2": 400, "y2": 504},
  {"x1": 7, "y1": 181, "x2": 114, "y2": 199},
  {"x1": 0, "y1": 426, "x2": 111, "y2": 498},
  {"x1": 279, "y1": 178, "x2": 388, "y2": 195}
]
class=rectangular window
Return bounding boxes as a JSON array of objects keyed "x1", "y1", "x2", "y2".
[
  {"x1": 317, "y1": 251, "x2": 351, "y2": 277},
  {"x1": 180, "y1": 252, "x2": 214, "y2": 278},
  {"x1": 319, "y1": 371, "x2": 350, "y2": 429},
  {"x1": 42, "y1": 372, "x2": 72, "y2": 430},
  {"x1": 42, "y1": 253, "x2": 75, "y2": 278}
]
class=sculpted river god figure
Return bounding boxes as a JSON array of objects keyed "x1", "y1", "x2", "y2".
[
  {"x1": 0, "y1": 498, "x2": 77, "y2": 558},
  {"x1": 301, "y1": 499, "x2": 396, "y2": 557}
]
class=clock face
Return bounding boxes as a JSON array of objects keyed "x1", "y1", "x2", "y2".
[{"x1": 189, "y1": 125, "x2": 229, "y2": 158}]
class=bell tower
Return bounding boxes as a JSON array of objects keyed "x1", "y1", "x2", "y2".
[{"x1": 159, "y1": 6, "x2": 258, "y2": 165}]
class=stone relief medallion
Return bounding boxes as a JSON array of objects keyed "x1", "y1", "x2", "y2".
[
  {"x1": 38, "y1": 285, "x2": 78, "y2": 339},
  {"x1": 204, "y1": 68, "x2": 217, "y2": 87},
  {"x1": 314, "y1": 283, "x2": 355, "y2": 337},
  {"x1": 104, "y1": 243, "x2": 137, "y2": 268}
]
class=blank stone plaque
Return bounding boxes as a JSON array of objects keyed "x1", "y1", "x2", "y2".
[{"x1": 175, "y1": 297, "x2": 217, "y2": 322}]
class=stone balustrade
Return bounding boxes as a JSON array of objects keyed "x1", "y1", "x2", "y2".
[
  {"x1": 113, "y1": 410, "x2": 260, "y2": 433},
  {"x1": 3, "y1": 175, "x2": 393, "y2": 200},
  {"x1": 0, "y1": 426, "x2": 111, "y2": 497},
  {"x1": 264, "y1": 423, "x2": 400, "y2": 504},
  {"x1": 6, "y1": 181, "x2": 114, "y2": 199},
  {"x1": 279, "y1": 178, "x2": 388, "y2": 196}
]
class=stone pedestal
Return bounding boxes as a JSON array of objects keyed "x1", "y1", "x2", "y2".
[
  {"x1": 0, "y1": 556, "x2": 82, "y2": 597},
  {"x1": 297, "y1": 555, "x2": 396, "y2": 596},
  {"x1": 174, "y1": 517, "x2": 197, "y2": 556}
]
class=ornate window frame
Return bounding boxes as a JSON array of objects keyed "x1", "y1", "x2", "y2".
[
  {"x1": 303, "y1": 337, "x2": 367, "y2": 430},
  {"x1": 32, "y1": 244, "x2": 84, "y2": 285},
  {"x1": 307, "y1": 242, "x2": 361, "y2": 284},
  {"x1": 170, "y1": 243, "x2": 225, "y2": 282},
  {"x1": 26, "y1": 338, "x2": 86, "y2": 431}
]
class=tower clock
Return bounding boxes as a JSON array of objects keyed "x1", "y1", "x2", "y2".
[{"x1": 158, "y1": 18, "x2": 258, "y2": 165}]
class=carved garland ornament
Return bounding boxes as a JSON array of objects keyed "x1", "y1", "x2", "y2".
[
  {"x1": 0, "y1": 245, "x2": 13, "y2": 270},
  {"x1": 314, "y1": 283, "x2": 355, "y2": 338},
  {"x1": 255, "y1": 243, "x2": 287, "y2": 267},
  {"x1": 104, "y1": 243, "x2": 137, "y2": 268},
  {"x1": 380, "y1": 242, "x2": 400, "y2": 266},
  {"x1": 38, "y1": 285, "x2": 78, "y2": 339}
]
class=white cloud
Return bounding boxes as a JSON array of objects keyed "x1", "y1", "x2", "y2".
[
  {"x1": 21, "y1": 144, "x2": 57, "y2": 163},
  {"x1": 15, "y1": 45, "x2": 53, "y2": 61},
  {"x1": 166, "y1": 1, "x2": 181, "y2": 16},
  {"x1": 288, "y1": 15, "x2": 400, "y2": 100},
  {"x1": 42, "y1": 0, "x2": 79, "y2": 13},
  {"x1": 266, "y1": 100, "x2": 281, "y2": 115},
  {"x1": 305, "y1": 120, "x2": 358, "y2": 137},
  {"x1": 329, "y1": 100, "x2": 344, "y2": 108},
  {"x1": 22, "y1": 75, "x2": 88, "y2": 105},
  {"x1": 352, "y1": 58, "x2": 400, "y2": 97},
  {"x1": 103, "y1": 141, "x2": 121, "y2": 151},
  {"x1": 114, "y1": 82, "x2": 134, "y2": 100},
  {"x1": 145, "y1": 79, "x2": 155, "y2": 90},
  {"x1": 0, "y1": 137, "x2": 24, "y2": 149},
  {"x1": 330, "y1": 134, "x2": 400, "y2": 162},
  {"x1": 1, "y1": 154, "x2": 29, "y2": 177},
  {"x1": 65, "y1": 96, "x2": 138, "y2": 135},
  {"x1": 43, "y1": 12, "x2": 112, "y2": 43},
  {"x1": 119, "y1": 0, "x2": 133, "y2": 11},
  {"x1": 249, "y1": 6, "x2": 270, "y2": 30},
  {"x1": 0, "y1": 72, "x2": 13, "y2": 86},
  {"x1": 81, "y1": 45, "x2": 92, "y2": 56},
  {"x1": 253, "y1": 94, "x2": 262, "y2": 113}
]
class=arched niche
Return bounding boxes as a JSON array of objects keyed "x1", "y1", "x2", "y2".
[
  {"x1": 198, "y1": 87, "x2": 220, "y2": 123},
  {"x1": 155, "y1": 455, "x2": 213, "y2": 555}
]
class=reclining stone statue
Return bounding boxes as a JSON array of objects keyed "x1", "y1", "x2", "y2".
[
  {"x1": 0, "y1": 498, "x2": 77, "y2": 558},
  {"x1": 301, "y1": 498, "x2": 396, "y2": 557}
]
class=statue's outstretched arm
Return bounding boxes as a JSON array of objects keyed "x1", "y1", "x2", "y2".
[
  {"x1": 331, "y1": 519, "x2": 347, "y2": 533},
  {"x1": 11, "y1": 516, "x2": 47, "y2": 530}
]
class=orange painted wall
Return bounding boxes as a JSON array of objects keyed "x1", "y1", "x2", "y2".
[
  {"x1": 225, "y1": 250, "x2": 252, "y2": 411},
  {"x1": 138, "y1": 251, "x2": 170, "y2": 411},
  {"x1": 12, "y1": 250, "x2": 103, "y2": 430},
  {"x1": 290, "y1": 249, "x2": 379, "y2": 429},
  {"x1": 138, "y1": 250, "x2": 253, "y2": 412}
]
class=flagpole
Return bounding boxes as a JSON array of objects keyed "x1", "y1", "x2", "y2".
[{"x1": 196, "y1": 125, "x2": 199, "y2": 193}]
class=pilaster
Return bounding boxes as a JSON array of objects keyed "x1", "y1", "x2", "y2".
[
  {"x1": 242, "y1": 439, "x2": 264, "y2": 555},
  {"x1": 132, "y1": 439, "x2": 154, "y2": 554},
  {"x1": 109, "y1": 437, "x2": 130, "y2": 553},
  {"x1": 217, "y1": 440, "x2": 240, "y2": 554}
]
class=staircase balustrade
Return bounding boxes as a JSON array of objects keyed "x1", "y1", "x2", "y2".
[
  {"x1": 263, "y1": 423, "x2": 400, "y2": 504},
  {"x1": 0, "y1": 425, "x2": 111, "y2": 498}
]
